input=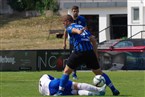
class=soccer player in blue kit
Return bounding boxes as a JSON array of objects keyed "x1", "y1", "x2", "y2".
[
  {"x1": 63, "y1": 6, "x2": 87, "y2": 80},
  {"x1": 57, "y1": 15, "x2": 120, "y2": 96},
  {"x1": 39, "y1": 74, "x2": 106, "y2": 96}
]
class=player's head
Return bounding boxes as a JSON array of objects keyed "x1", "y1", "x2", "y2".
[
  {"x1": 62, "y1": 15, "x2": 73, "y2": 28},
  {"x1": 71, "y1": 6, "x2": 79, "y2": 18}
]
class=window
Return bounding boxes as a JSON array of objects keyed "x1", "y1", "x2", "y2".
[
  {"x1": 132, "y1": 7, "x2": 139, "y2": 21},
  {"x1": 114, "y1": 41, "x2": 133, "y2": 48}
]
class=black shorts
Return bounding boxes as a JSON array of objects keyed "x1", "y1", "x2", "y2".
[{"x1": 66, "y1": 50, "x2": 100, "y2": 70}]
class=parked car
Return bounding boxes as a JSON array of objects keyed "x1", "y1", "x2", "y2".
[{"x1": 98, "y1": 39, "x2": 145, "y2": 70}]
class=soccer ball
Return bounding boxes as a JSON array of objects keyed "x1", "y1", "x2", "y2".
[{"x1": 93, "y1": 75, "x2": 106, "y2": 87}]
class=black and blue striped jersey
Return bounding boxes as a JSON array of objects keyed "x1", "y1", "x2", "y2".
[{"x1": 66, "y1": 23, "x2": 93, "y2": 52}]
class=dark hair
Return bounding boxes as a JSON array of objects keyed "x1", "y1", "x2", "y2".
[
  {"x1": 62, "y1": 15, "x2": 73, "y2": 22},
  {"x1": 71, "y1": 6, "x2": 79, "y2": 10}
]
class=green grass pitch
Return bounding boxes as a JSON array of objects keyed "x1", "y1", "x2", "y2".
[{"x1": 0, "y1": 71, "x2": 145, "y2": 97}]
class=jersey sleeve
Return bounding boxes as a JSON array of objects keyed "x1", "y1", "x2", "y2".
[{"x1": 66, "y1": 25, "x2": 73, "y2": 34}]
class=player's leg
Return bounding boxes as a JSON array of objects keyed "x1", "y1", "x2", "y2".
[
  {"x1": 54, "y1": 65, "x2": 73, "y2": 96},
  {"x1": 73, "y1": 82, "x2": 106, "y2": 96},
  {"x1": 92, "y1": 69, "x2": 120, "y2": 96},
  {"x1": 86, "y1": 50, "x2": 120, "y2": 96},
  {"x1": 69, "y1": 43, "x2": 78, "y2": 80},
  {"x1": 78, "y1": 90, "x2": 105, "y2": 96},
  {"x1": 72, "y1": 69, "x2": 78, "y2": 80},
  {"x1": 49, "y1": 79, "x2": 61, "y2": 95},
  {"x1": 54, "y1": 52, "x2": 80, "y2": 96},
  {"x1": 74, "y1": 82, "x2": 105, "y2": 91}
]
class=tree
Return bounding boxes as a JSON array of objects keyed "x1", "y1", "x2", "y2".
[
  {"x1": 8, "y1": 0, "x2": 59, "y2": 13},
  {"x1": 8, "y1": 0, "x2": 26, "y2": 11},
  {"x1": 36, "y1": 0, "x2": 59, "y2": 14}
]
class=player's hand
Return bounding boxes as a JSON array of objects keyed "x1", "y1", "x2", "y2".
[
  {"x1": 79, "y1": 28, "x2": 85, "y2": 34},
  {"x1": 72, "y1": 28, "x2": 85, "y2": 34}
]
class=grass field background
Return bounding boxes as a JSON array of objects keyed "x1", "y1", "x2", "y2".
[
  {"x1": 0, "y1": 71, "x2": 145, "y2": 97},
  {"x1": 0, "y1": 15, "x2": 68, "y2": 50}
]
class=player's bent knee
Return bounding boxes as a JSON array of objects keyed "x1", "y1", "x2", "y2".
[
  {"x1": 64, "y1": 65, "x2": 73, "y2": 74},
  {"x1": 92, "y1": 68, "x2": 103, "y2": 75}
]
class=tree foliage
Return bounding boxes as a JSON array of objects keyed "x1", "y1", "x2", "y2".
[{"x1": 8, "y1": 0, "x2": 59, "y2": 13}]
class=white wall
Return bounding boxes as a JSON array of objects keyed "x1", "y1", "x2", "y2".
[
  {"x1": 143, "y1": 7, "x2": 145, "y2": 38},
  {"x1": 68, "y1": 7, "x2": 127, "y2": 42},
  {"x1": 66, "y1": 0, "x2": 145, "y2": 41},
  {"x1": 127, "y1": 0, "x2": 145, "y2": 38}
]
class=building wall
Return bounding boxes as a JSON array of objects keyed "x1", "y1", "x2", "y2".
[
  {"x1": 59, "y1": 0, "x2": 127, "y2": 10},
  {"x1": 142, "y1": 0, "x2": 145, "y2": 38},
  {"x1": 127, "y1": 0, "x2": 145, "y2": 38},
  {"x1": 68, "y1": 7, "x2": 127, "y2": 42},
  {"x1": 62, "y1": 0, "x2": 145, "y2": 41}
]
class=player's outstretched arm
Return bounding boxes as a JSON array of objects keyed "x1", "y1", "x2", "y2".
[{"x1": 72, "y1": 28, "x2": 85, "y2": 34}]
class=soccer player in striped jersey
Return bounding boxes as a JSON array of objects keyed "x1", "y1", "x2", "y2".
[
  {"x1": 63, "y1": 6, "x2": 87, "y2": 80},
  {"x1": 56, "y1": 15, "x2": 120, "y2": 96}
]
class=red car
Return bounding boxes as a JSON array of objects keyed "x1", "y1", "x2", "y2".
[
  {"x1": 98, "y1": 39, "x2": 145, "y2": 52},
  {"x1": 98, "y1": 39, "x2": 145, "y2": 70}
]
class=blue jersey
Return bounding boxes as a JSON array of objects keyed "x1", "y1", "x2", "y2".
[
  {"x1": 66, "y1": 23, "x2": 93, "y2": 52},
  {"x1": 39, "y1": 74, "x2": 73, "y2": 96},
  {"x1": 69, "y1": 16, "x2": 87, "y2": 45},
  {"x1": 49, "y1": 79, "x2": 73, "y2": 95},
  {"x1": 74, "y1": 16, "x2": 87, "y2": 27}
]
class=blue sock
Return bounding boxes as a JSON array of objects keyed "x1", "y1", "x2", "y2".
[
  {"x1": 102, "y1": 73, "x2": 116, "y2": 91},
  {"x1": 59, "y1": 74, "x2": 69, "y2": 91},
  {"x1": 72, "y1": 70, "x2": 77, "y2": 77}
]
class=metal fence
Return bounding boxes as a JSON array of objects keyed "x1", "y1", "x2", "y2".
[{"x1": 99, "y1": 25, "x2": 145, "y2": 40}]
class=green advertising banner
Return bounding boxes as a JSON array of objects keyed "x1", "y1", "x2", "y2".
[
  {"x1": 0, "y1": 50, "x2": 37, "y2": 71},
  {"x1": 36, "y1": 50, "x2": 70, "y2": 71}
]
